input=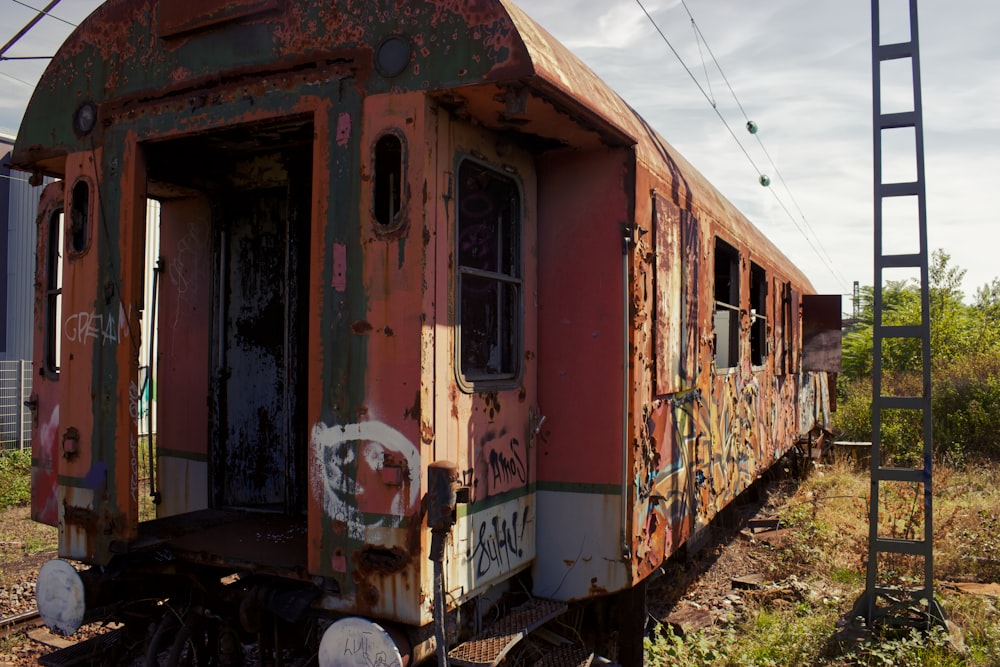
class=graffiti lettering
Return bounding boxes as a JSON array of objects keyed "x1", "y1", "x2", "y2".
[
  {"x1": 487, "y1": 437, "x2": 526, "y2": 496},
  {"x1": 64, "y1": 304, "x2": 131, "y2": 345},
  {"x1": 129, "y1": 433, "x2": 138, "y2": 497},
  {"x1": 341, "y1": 632, "x2": 400, "y2": 667},
  {"x1": 318, "y1": 619, "x2": 403, "y2": 667},
  {"x1": 467, "y1": 505, "x2": 530, "y2": 579},
  {"x1": 129, "y1": 381, "x2": 140, "y2": 421}
]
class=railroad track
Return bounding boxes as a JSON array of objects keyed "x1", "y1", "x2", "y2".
[{"x1": 0, "y1": 608, "x2": 43, "y2": 636}]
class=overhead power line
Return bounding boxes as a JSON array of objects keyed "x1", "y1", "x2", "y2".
[
  {"x1": 634, "y1": 0, "x2": 850, "y2": 294},
  {"x1": 0, "y1": 0, "x2": 64, "y2": 58},
  {"x1": 0, "y1": 69, "x2": 34, "y2": 86},
  {"x1": 10, "y1": 0, "x2": 76, "y2": 28}
]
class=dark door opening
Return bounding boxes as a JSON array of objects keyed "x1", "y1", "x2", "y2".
[
  {"x1": 145, "y1": 116, "x2": 313, "y2": 515},
  {"x1": 217, "y1": 183, "x2": 308, "y2": 511}
]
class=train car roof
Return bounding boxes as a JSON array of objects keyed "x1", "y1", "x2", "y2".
[{"x1": 12, "y1": 0, "x2": 812, "y2": 291}]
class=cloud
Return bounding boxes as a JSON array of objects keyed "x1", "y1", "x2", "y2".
[{"x1": 2, "y1": 0, "x2": 994, "y2": 299}]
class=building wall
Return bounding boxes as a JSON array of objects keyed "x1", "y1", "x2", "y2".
[{"x1": 2, "y1": 133, "x2": 44, "y2": 362}]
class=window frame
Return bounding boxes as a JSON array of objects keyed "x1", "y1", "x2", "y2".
[
  {"x1": 43, "y1": 208, "x2": 65, "y2": 378},
  {"x1": 713, "y1": 237, "x2": 741, "y2": 371},
  {"x1": 371, "y1": 129, "x2": 407, "y2": 234},
  {"x1": 454, "y1": 155, "x2": 524, "y2": 392},
  {"x1": 68, "y1": 177, "x2": 93, "y2": 256},
  {"x1": 749, "y1": 261, "x2": 768, "y2": 368}
]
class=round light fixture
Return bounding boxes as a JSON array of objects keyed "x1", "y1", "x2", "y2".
[
  {"x1": 375, "y1": 35, "x2": 411, "y2": 78},
  {"x1": 73, "y1": 101, "x2": 98, "y2": 137}
]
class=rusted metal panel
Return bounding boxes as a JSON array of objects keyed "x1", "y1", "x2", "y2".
[
  {"x1": 535, "y1": 149, "x2": 629, "y2": 488},
  {"x1": 531, "y1": 490, "x2": 631, "y2": 600},
  {"x1": 436, "y1": 116, "x2": 539, "y2": 608},
  {"x1": 57, "y1": 151, "x2": 104, "y2": 562},
  {"x1": 29, "y1": 182, "x2": 64, "y2": 526},
  {"x1": 13, "y1": 0, "x2": 532, "y2": 171},
  {"x1": 11, "y1": 2, "x2": 839, "y2": 653},
  {"x1": 679, "y1": 210, "x2": 702, "y2": 386},
  {"x1": 772, "y1": 277, "x2": 786, "y2": 374},
  {"x1": 155, "y1": 196, "x2": 212, "y2": 517},
  {"x1": 653, "y1": 194, "x2": 682, "y2": 396},
  {"x1": 802, "y1": 294, "x2": 843, "y2": 372},
  {"x1": 631, "y1": 398, "x2": 693, "y2": 579},
  {"x1": 533, "y1": 148, "x2": 632, "y2": 600},
  {"x1": 158, "y1": 0, "x2": 281, "y2": 37},
  {"x1": 216, "y1": 187, "x2": 303, "y2": 508},
  {"x1": 790, "y1": 288, "x2": 802, "y2": 373}
]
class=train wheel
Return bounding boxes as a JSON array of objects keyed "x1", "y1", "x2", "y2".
[
  {"x1": 165, "y1": 614, "x2": 213, "y2": 667},
  {"x1": 145, "y1": 612, "x2": 181, "y2": 667}
]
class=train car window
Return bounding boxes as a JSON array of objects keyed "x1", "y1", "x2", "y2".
[
  {"x1": 69, "y1": 179, "x2": 91, "y2": 254},
  {"x1": 456, "y1": 159, "x2": 522, "y2": 388},
  {"x1": 680, "y1": 210, "x2": 701, "y2": 384},
  {"x1": 373, "y1": 132, "x2": 404, "y2": 230},
  {"x1": 44, "y1": 210, "x2": 64, "y2": 376},
  {"x1": 713, "y1": 238, "x2": 740, "y2": 369},
  {"x1": 772, "y1": 277, "x2": 787, "y2": 374},
  {"x1": 750, "y1": 262, "x2": 768, "y2": 367}
]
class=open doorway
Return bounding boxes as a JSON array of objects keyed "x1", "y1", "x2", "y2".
[{"x1": 145, "y1": 116, "x2": 313, "y2": 516}]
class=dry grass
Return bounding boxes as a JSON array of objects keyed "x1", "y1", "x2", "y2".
[{"x1": 647, "y1": 454, "x2": 1000, "y2": 666}]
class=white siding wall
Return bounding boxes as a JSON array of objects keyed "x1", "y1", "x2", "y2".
[{"x1": 2, "y1": 134, "x2": 46, "y2": 362}]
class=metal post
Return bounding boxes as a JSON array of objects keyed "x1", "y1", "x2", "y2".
[
  {"x1": 16, "y1": 360, "x2": 26, "y2": 450},
  {"x1": 853, "y1": 0, "x2": 945, "y2": 631}
]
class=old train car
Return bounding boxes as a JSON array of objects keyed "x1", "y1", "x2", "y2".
[{"x1": 13, "y1": 0, "x2": 840, "y2": 664}]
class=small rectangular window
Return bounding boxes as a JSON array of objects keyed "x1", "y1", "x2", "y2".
[
  {"x1": 457, "y1": 159, "x2": 522, "y2": 386},
  {"x1": 44, "y1": 211, "x2": 64, "y2": 376},
  {"x1": 750, "y1": 262, "x2": 767, "y2": 366},
  {"x1": 713, "y1": 238, "x2": 740, "y2": 369}
]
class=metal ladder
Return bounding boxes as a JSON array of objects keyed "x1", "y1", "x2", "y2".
[{"x1": 861, "y1": 0, "x2": 944, "y2": 628}]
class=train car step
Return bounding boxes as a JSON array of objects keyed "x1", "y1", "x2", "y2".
[
  {"x1": 37, "y1": 627, "x2": 126, "y2": 667},
  {"x1": 447, "y1": 598, "x2": 568, "y2": 667}
]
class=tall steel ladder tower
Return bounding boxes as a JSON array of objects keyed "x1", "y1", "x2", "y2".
[{"x1": 862, "y1": 0, "x2": 945, "y2": 628}]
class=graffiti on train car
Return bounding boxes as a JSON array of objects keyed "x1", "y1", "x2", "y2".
[
  {"x1": 311, "y1": 421, "x2": 420, "y2": 540},
  {"x1": 467, "y1": 502, "x2": 532, "y2": 579},
  {"x1": 167, "y1": 223, "x2": 210, "y2": 305},
  {"x1": 479, "y1": 433, "x2": 528, "y2": 497},
  {"x1": 632, "y1": 397, "x2": 693, "y2": 572},
  {"x1": 64, "y1": 304, "x2": 132, "y2": 345},
  {"x1": 33, "y1": 405, "x2": 60, "y2": 525},
  {"x1": 634, "y1": 367, "x2": 808, "y2": 565}
]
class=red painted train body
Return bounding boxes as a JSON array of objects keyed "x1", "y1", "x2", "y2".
[{"x1": 13, "y1": 0, "x2": 840, "y2": 664}]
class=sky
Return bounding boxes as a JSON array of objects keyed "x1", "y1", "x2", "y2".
[{"x1": 2, "y1": 0, "x2": 997, "y2": 306}]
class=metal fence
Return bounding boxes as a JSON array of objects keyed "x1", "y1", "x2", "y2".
[{"x1": 0, "y1": 360, "x2": 32, "y2": 452}]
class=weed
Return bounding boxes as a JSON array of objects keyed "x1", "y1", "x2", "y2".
[
  {"x1": 845, "y1": 626, "x2": 960, "y2": 667},
  {"x1": 0, "y1": 449, "x2": 31, "y2": 511},
  {"x1": 645, "y1": 623, "x2": 725, "y2": 666}
]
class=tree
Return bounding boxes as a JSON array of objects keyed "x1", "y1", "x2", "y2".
[{"x1": 835, "y1": 251, "x2": 1000, "y2": 459}]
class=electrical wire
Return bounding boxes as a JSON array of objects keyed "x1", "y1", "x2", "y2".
[
  {"x1": 635, "y1": 0, "x2": 850, "y2": 294},
  {"x1": 681, "y1": 0, "x2": 848, "y2": 288},
  {"x1": 9, "y1": 0, "x2": 76, "y2": 28}
]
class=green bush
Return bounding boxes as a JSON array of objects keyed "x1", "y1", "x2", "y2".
[
  {"x1": 836, "y1": 252, "x2": 1000, "y2": 462},
  {"x1": 0, "y1": 448, "x2": 32, "y2": 510},
  {"x1": 835, "y1": 355, "x2": 1000, "y2": 463},
  {"x1": 932, "y1": 353, "x2": 1000, "y2": 460}
]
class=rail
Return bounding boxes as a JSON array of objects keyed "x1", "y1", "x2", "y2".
[{"x1": 0, "y1": 608, "x2": 42, "y2": 636}]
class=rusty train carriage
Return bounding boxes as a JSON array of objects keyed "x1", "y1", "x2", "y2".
[{"x1": 13, "y1": 0, "x2": 839, "y2": 664}]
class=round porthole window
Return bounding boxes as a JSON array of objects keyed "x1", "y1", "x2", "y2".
[{"x1": 375, "y1": 35, "x2": 411, "y2": 78}]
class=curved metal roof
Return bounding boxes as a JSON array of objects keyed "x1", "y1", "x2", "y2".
[{"x1": 11, "y1": 0, "x2": 811, "y2": 290}]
